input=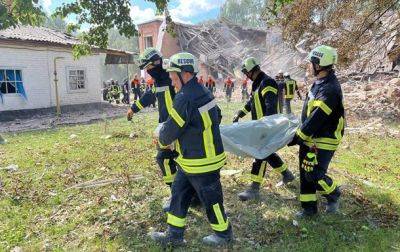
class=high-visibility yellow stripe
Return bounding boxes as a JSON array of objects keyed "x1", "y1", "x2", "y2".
[
  {"x1": 175, "y1": 140, "x2": 181, "y2": 155},
  {"x1": 177, "y1": 153, "x2": 226, "y2": 174},
  {"x1": 242, "y1": 107, "x2": 250, "y2": 114},
  {"x1": 314, "y1": 137, "x2": 341, "y2": 145},
  {"x1": 163, "y1": 159, "x2": 175, "y2": 183},
  {"x1": 274, "y1": 163, "x2": 287, "y2": 173},
  {"x1": 158, "y1": 141, "x2": 170, "y2": 149},
  {"x1": 306, "y1": 100, "x2": 314, "y2": 117},
  {"x1": 304, "y1": 141, "x2": 338, "y2": 151},
  {"x1": 318, "y1": 180, "x2": 337, "y2": 195},
  {"x1": 296, "y1": 128, "x2": 312, "y2": 142},
  {"x1": 334, "y1": 116, "x2": 344, "y2": 141},
  {"x1": 299, "y1": 194, "x2": 317, "y2": 202},
  {"x1": 210, "y1": 203, "x2": 229, "y2": 232},
  {"x1": 285, "y1": 80, "x2": 296, "y2": 98},
  {"x1": 251, "y1": 161, "x2": 266, "y2": 183},
  {"x1": 313, "y1": 100, "x2": 332, "y2": 115},
  {"x1": 164, "y1": 89, "x2": 173, "y2": 115},
  {"x1": 170, "y1": 108, "x2": 185, "y2": 127},
  {"x1": 167, "y1": 213, "x2": 186, "y2": 227},
  {"x1": 200, "y1": 112, "x2": 216, "y2": 158},
  {"x1": 261, "y1": 86, "x2": 278, "y2": 97},
  {"x1": 254, "y1": 91, "x2": 263, "y2": 119},
  {"x1": 136, "y1": 100, "x2": 144, "y2": 110}
]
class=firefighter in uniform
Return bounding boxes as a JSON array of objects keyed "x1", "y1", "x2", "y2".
[
  {"x1": 224, "y1": 76, "x2": 234, "y2": 102},
  {"x1": 126, "y1": 48, "x2": 179, "y2": 211},
  {"x1": 283, "y1": 72, "x2": 302, "y2": 114},
  {"x1": 288, "y1": 45, "x2": 343, "y2": 217},
  {"x1": 233, "y1": 57, "x2": 295, "y2": 201},
  {"x1": 206, "y1": 75, "x2": 216, "y2": 94},
  {"x1": 276, "y1": 70, "x2": 285, "y2": 113},
  {"x1": 241, "y1": 77, "x2": 250, "y2": 101},
  {"x1": 131, "y1": 75, "x2": 141, "y2": 102},
  {"x1": 150, "y1": 52, "x2": 233, "y2": 247}
]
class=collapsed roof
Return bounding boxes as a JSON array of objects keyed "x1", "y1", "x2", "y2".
[{"x1": 169, "y1": 18, "x2": 304, "y2": 79}]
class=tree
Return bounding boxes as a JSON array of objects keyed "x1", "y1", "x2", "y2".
[
  {"x1": 1, "y1": 0, "x2": 168, "y2": 57},
  {"x1": 262, "y1": 0, "x2": 400, "y2": 68},
  {"x1": 0, "y1": 0, "x2": 45, "y2": 29},
  {"x1": 43, "y1": 15, "x2": 67, "y2": 32},
  {"x1": 219, "y1": 0, "x2": 267, "y2": 28}
]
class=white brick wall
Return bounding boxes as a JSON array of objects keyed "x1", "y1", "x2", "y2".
[{"x1": 0, "y1": 44, "x2": 103, "y2": 112}]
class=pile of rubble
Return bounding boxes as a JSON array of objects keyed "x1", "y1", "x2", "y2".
[{"x1": 342, "y1": 75, "x2": 400, "y2": 121}]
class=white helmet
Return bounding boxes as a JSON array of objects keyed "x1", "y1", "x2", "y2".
[
  {"x1": 278, "y1": 70, "x2": 283, "y2": 74},
  {"x1": 283, "y1": 72, "x2": 290, "y2": 77}
]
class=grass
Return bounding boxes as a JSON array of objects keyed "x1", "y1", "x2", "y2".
[{"x1": 0, "y1": 100, "x2": 399, "y2": 251}]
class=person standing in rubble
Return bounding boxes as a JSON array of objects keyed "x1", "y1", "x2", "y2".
[
  {"x1": 224, "y1": 76, "x2": 234, "y2": 102},
  {"x1": 233, "y1": 57, "x2": 295, "y2": 201},
  {"x1": 127, "y1": 48, "x2": 180, "y2": 211},
  {"x1": 198, "y1": 75, "x2": 205, "y2": 85},
  {"x1": 150, "y1": 52, "x2": 233, "y2": 247},
  {"x1": 276, "y1": 70, "x2": 285, "y2": 113},
  {"x1": 122, "y1": 78, "x2": 130, "y2": 104},
  {"x1": 283, "y1": 72, "x2": 302, "y2": 114},
  {"x1": 131, "y1": 74, "x2": 141, "y2": 102},
  {"x1": 146, "y1": 77, "x2": 156, "y2": 108},
  {"x1": 241, "y1": 77, "x2": 250, "y2": 102},
  {"x1": 288, "y1": 45, "x2": 344, "y2": 218},
  {"x1": 206, "y1": 75, "x2": 216, "y2": 94}
]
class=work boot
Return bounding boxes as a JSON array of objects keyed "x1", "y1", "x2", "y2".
[
  {"x1": 295, "y1": 209, "x2": 317, "y2": 219},
  {"x1": 202, "y1": 228, "x2": 233, "y2": 247},
  {"x1": 150, "y1": 231, "x2": 186, "y2": 247},
  {"x1": 325, "y1": 187, "x2": 341, "y2": 214},
  {"x1": 162, "y1": 197, "x2": 171, "y2": 212},
  {"x1": 281, "y1": 169, "x2": 295, "y2": 184},
  {"x1": 238, "y1": 182, "x2": 260, "y2": 201}
]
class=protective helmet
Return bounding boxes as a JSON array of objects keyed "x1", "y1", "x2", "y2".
[
  {"x1": 308, "y1": 45, "x2": 338, "y2": 67},
  {"x1": 165, "y1": 52, "x2": 199, "y2": 73},
  {"x1": 283, "y1": 72, "x2": 290, "y2": 77},
  {"x1": 138, "y1": 47, "x2": 162, "y2": 70},
  {"x1": 241, "y1": 57, "x2": 260, "y2": 74},
  {"x1": 278, "y1": 69, "x2": 284, "y2": 74}
]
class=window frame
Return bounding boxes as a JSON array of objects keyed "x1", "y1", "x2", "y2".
[
  {"x1": 0, "y1": 68, "x2": 24, "y2": 96},
  {"x1": 66, "y1": 67, "x2": 88, "y2": 93},
  {"x1": 144, "y1": 35, "x2": 154, "y2": 48}
]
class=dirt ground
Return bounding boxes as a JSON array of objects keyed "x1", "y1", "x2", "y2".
[{"x1": 0, "y1": 102, "x2": 158, "y2": 133}]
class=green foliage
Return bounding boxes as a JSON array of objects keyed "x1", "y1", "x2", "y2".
[
  {"x1": 0, "y1": 0, "x2": 45, "y2": 29},
  {"x1": 0, "y1": 101, "x2": 399, "y2": 250},
  {"x1": 219, "y1": 0, "x2": 267, "y2": 28}
]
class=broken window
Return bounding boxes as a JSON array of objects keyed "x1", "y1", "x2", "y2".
[
  {"x1": 68, "y1": 69, "x2": 86, "y2": 91},
  {"x1": 144, "y1": 36, "x2": 153, "y2": 48},
  {"x1": 0, "y1": 69, "x2": 23, "y2": 94}
]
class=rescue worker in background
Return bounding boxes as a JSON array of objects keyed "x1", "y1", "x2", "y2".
[
  {"x1": 288, "y1": 45, "x2": 343, "y2": 218},
  {"x1": 122, "y1": 78, "x2": 130, "y2": 104},
  {"x1": 276, "y1": 70, "x2": 285, "y2": 114},
  {"x1": 198, "y1": 75, "x2": 205, "y2": 85},
  {"x1": 206, "y1": 75, "x2": 216, "y2": 94},
  {"x1": 109, "y1": 80, "x2": 121, "y2": 104},
  {"x1": 146, "y1": 77, "x2": 156, "y2": 108},
  {"x1": 241, "y1": 77, "x2": 250, "y2": 102},
  {"x1": 233, "y1": 57, "x2": 295, "y2": 201},
  {"x1": 150, "y1": 52, "x2": 233, "y2": 247},
  {"x1": 131, "y1": 74, "x2": 141, "y2": 102},
  {"x1": 224, "y1": 76, "x2": 234, "y2": 102},
  {"x1": 283, "y1": 72, "x2": 302, "y2": 114},
  {"x1": 126, "y1": 48, "x2": 179, "y2": 211}
]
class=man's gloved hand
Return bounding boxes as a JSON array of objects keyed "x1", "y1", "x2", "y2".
[
  {"x1": 287, "y1": 134, "x2": 300, "y2": 146},
  {"x1": 232, "y1": 114, "x2": 240, "y2": 123},
  {"x1": 127, "y1": 108, "x2": 134, "y2": 121}
]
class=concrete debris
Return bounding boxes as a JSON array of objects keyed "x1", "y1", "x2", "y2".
[{"x1": 342, "y1": 75, "x2": 400, "y2": 122}]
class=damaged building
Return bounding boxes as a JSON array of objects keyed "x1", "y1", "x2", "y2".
[{"x1": 137, "y1": 16, "x2": 304, "y2": 81}]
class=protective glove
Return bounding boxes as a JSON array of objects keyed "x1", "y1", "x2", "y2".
[
  {"x1": 127, "y1": 108, "x2": 134, "y2": 121},
  {"x1": 287, "y1": 134, "x2": 300, "y2": 146}
]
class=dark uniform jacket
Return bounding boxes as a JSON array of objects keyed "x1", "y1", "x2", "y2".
[
  {"x1": 238, "y1": 71, "x2": 279, "y2": 120},
  {"x1": 296, "y1": 71, "x2": 345, "y2": 151},
  {"x1": 130, "y1": 70, "x2": 175, "y2": 123},
  {"x1": 159, "y1": 77, "x2": 226, "y2": 174}
]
